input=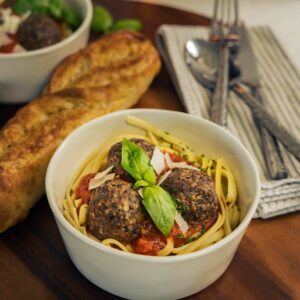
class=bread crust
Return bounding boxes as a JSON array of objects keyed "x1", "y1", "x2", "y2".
[{"x1": 0, "y1": 30, "x2": 161, "y2": 232}]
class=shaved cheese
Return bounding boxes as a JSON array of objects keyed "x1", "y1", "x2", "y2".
[
  {"x1": 94, "y1": 165, "x2": 114, "y2": 180},
  {"x1": 165, "y1": 152, "x2": 173, "y2": 169},
  {"x1": 137, "y1": 189, "x2": 144, "y2": 199},
  {"x1": 88, "y1": 173, "x2": 115, "y2": 190},
  {"x1": 171, "y1": 162, "x2": 188, "y2": 168},
  {"x1": 175, "y1": 211, "x2": 189, "y2": 234},
  {"x1": 0, "y1": 32, "x2": 12, "y2": 47},
  {"x1": 0, "y1": 8, "x2": 22, "y2": 34},
  {"x1": 173, "y1": 164, "x2": 200, "y2": 171},
  {"x1": 13, "y1": 44, "x2": 26, "y2": 53},
  {"x1": 164, "y1": 153, "x2": 199, "y2": 171},
  {"x1": 157, "y1": 170, "x2": 171, "y2": 186},
  {"x1": 21, "y1": 11, "x2": 31, "y2": 22},
  {"x1": 150, "y1": 147, "x2": 165, "y2": 175},
  {"x1": 8, "y1": 15, "x2": 21, "y2": 34}
]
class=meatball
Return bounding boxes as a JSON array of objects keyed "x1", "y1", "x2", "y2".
[
  {"x1": 17, "y1": 15, "x2": 62, "y2": 50},
  {"x1": 106, "y1": 138, "x2": 155, "y2": 180},
  {"x1": 161, "y1": 168, "x2": 219, "y2": 227},
  {"x1": 87, "y1": 178, "x2": 144, "y2": 242}
]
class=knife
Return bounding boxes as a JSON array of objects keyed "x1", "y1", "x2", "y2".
[{"x1": 235, "y1": 24, "x2": 288, "y2": 179}]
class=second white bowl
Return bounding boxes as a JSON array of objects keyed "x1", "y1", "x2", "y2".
[{"x1": 0, "y1": 0, "x2": 93, "y2": 104}]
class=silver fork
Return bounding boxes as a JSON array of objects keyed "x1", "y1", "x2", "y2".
[{"x1": 209, "y1": 0, "x2": 239, "y2": 126}]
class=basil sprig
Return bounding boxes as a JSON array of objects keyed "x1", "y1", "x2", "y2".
[
  {"x1": 121, "y1": 139, "x2": 156, "y2": 188},
  {"x1": 143, "y1": 186, "x2": 176, "y2": 236},
  {"x1": 121, "y1": 139, "x2": 176, "y2": 236}
]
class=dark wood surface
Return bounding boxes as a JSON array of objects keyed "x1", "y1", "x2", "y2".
[{"x1": 0, "y1": 1, "x2": 299, "y2": 299}]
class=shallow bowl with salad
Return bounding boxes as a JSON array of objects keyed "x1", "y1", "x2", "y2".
[
  {"x1": 46, "y1": 109, "x2": 260, "y2": 300},
  {"x1": 0, "y1": 0, "x2": 92, "y2": 104}
]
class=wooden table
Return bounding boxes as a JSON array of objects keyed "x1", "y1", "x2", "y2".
[{"x1": 0, "y1": 1, "x2": 299, "y2": 299}]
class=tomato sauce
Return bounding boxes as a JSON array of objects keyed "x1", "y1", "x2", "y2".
[
  {"x1": 171, "y1": 217, "x2": 217, "y2": 248},
  {"x1": 74, "y1": 147, "x2": 218, "y2": 256},
  {"x1": 133, "y1": 218, "x2": 166, "y2": 256},
  {"x1": 132, "y1": 216, "x2": 217, "y2": 255},
  {"x1": 75, "y1": 173, "x2": 95, "y2": 204},
  {"x1": 167, "y1": 152, "x2": 187, "y2": 163},
  {"x1": 0, "y1": 41, "x2": 16, "y2": 53},
  {"x1": 0, "y1": 34, "x2": 18, "y2": 54},
  {"x1": 171, "y1": 224, "x2": 186, "y2": 247}
]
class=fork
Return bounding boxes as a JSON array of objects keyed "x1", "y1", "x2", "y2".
[{"x1": 209, "y1": 0, "x2": 239, "y2": 126}]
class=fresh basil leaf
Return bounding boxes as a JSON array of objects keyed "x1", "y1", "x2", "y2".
[
  {"x1": 48, "y1": 0, "x2": 63, "y2": 18},
  {"x1": 143, "y1": 186, "x2": 176, "y2": 236},
  {"x1": 121, "y1": 139, "x2": 156, "y2": 184},
  {"x1": 91, "y1": 5, "x2": 113, "y2": 33},
  {"x1": 109, "y1": 19, "x2": 142, "y2": 33},
  {"x1": 143, "y1": 167, "x2": 156, "y2": 185},
  {"x1": 133, "y1": 180, "x2": 150, "y2": 190},
  {"x1": 13, "y1": 0, "x2": 60, "y2": 16},
  {"x1": 31, "y1": 5, "x2": 49, "y2": 15},
  {"x1": 62, "y1": 6, "x2": 81, "y2": 29},
  {"x1": 12, "y1": 0, "x2": 34, "y2": 14},
  {"x1": 31, "y1": 0, "x2": 49, "y2": 5}
]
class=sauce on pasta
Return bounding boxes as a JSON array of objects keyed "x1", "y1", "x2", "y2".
[{"x1": 62, "y1": 116, "x2": 240, "y2": 256}]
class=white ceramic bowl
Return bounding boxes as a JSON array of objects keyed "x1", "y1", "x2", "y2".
[
  {"x1": 46, "y1": 109, "x2": 260, "y2": 300},
  {"x1": 0, "y1": 0, "x2": 93, "y2": 104}
]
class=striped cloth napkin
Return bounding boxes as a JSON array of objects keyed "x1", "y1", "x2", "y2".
[{"x1": 156, "y1": 25, "x2": 300, "y2": 219}]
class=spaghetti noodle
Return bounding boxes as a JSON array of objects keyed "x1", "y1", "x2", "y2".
[{"x1": 62, "y1": 115, "x2": 240, "y2": 256}]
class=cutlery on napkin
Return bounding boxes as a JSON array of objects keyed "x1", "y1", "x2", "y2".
[
  {"x1": 156, "y1": 25, "x2": 300, "y2": 218},
  {"x1": 235, "y1": 23, "x2": 288, "y2": 179}
]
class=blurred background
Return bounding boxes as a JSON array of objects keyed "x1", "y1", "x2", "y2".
[{"x1": 128, "y1": 0, "x2": 300, "y2": 70}]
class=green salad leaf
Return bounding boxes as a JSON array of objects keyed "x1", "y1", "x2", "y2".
[
  {"x1": 121, "y1": 139, "x2": 156, "y2": 184},
  {"x1": 13, "y1": 0, "x2": 37, "y2": 14},
  {"x1": 90, "y1": 6, "x2": 143, "y2": 34},
  {"x1": 91, "y1": 5, "x2": 113, "y2": 33},
  {"x1": 109, "y1": 19, "x2": 143, "y2": 33},
  {"x1": 143, "y1": 186, "x2": 176, "y2": 236},
  {"x1": 12, "y1": 0, "x2": 81, "y2": 29},
  {"x1": 48, "y1": 0, "x2": 63, "y2": 18},
  {"x1": 62, "y1": 6, "x2": 81, "y2": 29},
  {"x1": 32, "y1": 4, "x2": 50, "y2": 15}
]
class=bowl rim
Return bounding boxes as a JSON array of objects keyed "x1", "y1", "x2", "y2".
[
  {"x1": 46, "y1": 108, "x2": 261, "y2": 263},
  {"x1": 0, "y1": 0, "x2": 93, "y2": 59}
]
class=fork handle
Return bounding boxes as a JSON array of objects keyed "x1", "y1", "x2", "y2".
[
  {"x1": 211, "y1": 44, "x2": 229, "y2": 126},
  {"x1": 233, "y1": 84, "x2": 300, "y2": 162},
  {"x1": 252, "y1": 87, "x2": 288, "y2": 179}
]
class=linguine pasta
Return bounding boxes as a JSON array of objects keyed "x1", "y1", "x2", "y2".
[{"x1": 62, "y1": 115, "x2": 240, "y2": 256}]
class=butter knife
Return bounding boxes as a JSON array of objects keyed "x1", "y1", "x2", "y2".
[{"x1": 237, "y1": 24, "x2": 288, "y2": 179}]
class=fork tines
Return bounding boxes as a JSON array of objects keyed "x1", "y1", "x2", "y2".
[{"x1": 210, "y1": 0, "x2": 239, "y2": 43}]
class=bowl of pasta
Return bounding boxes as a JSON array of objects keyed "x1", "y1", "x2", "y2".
[
  {"x1": 0, "y1": 0, "x2": 92, "y2": 104},
  {"x1": 46, "y1": 109, "x2": 260, "y2": 300}
]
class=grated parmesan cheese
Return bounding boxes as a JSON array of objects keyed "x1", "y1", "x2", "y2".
[
  {"x1": 150, "y1": 147, "x2": 166, "y2": 175},
  {"x1": 164, "y1": 153, "x2": 199, "y2": 171},
  {"x1": 175, "y1": 211, "x2": 189, "y2": 234},
  {"x1": 88, "y1": 173, "x2": 115, "y2": 190}
]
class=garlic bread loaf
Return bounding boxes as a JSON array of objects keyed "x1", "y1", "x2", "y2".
[{"x1": 0, "y1": 30, "x2": 161, "y2": 232}]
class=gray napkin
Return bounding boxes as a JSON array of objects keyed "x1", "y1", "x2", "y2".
[{"x1": 156, "y1": 25, "x2": 300, "y2": 219}]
